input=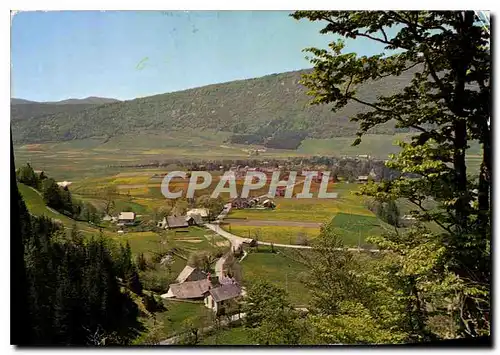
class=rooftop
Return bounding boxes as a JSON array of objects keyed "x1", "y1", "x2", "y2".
[
  {"x1": 209, "y1": 284, "x2": 241, "y2": 303},
  {"x1": 168, "y1": 279, "x2": 211, "y2": 299},
  {"x1": 167, "y1": 215, "x2": 189, "y2": 228},
  {"x1": 118, "y1": 212, "x2": 135, "y2": 220}
]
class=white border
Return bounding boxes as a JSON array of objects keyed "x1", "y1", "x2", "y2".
[{"x1": 2, "y1": 2, "x2": 498, "y2": 354}]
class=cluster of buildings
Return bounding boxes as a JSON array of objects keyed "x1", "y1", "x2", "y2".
[
  {"x1": 156, "y1": 208, "x2": 210, "y2": 229},
  {"x1": 230, "y1": 196, "x2": 276, "y2": 209},
  {"x1": 357, "y1": 169, "x2": 378, "y2": 183},
  {"x1": 103, "y1": 212, "x2": 138, "y2": 233},
  {"x1": 161, "y1": 265, "x2": 243, "y2": 315}
]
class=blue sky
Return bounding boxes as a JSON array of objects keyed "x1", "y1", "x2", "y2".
[{"x1": 11, "y1": 11, "x2": 388, "y2": 102}]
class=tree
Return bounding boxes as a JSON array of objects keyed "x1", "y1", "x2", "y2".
[
  {"x1": 295, "y1": 232, "x2": 310, "y2": 246},
  {"x1": 383, "y1": 200, "x2": 401, "y2": 227},
  {"x1": 187, "y1": 250, "x2": 214, "y2": 273},
  {"x1": 42, "y1": 178, "x2": 64, "y2": 210},
  {"x1": 171, "y1": 198, "x2": 188, "y2": 216},
  {"x1": 103, "y1": 186, "x2": 116, "y2": 216},
  {"x1": 242, "y1": 280, "x2": 291, "y2": 328},
  {"x1": 242, "y1": 280, "x2": 307, "y2": 345},
  {"x1": 292, "y1": 10, "x2": 490, "y2": 338},
  {"x1": 136, "y1": 253, "x2": 148, "y2": 271},
  {"x1": 157, "y1": 205, "x2": 172, "y2": 219},
  {"x1": 17, "y1": 163, "x2": 39, "y2": 188},
  {"x1": 301, "y1": 222, "x2": 423, "y2": 343},
  {"x1": 197, "y1": 195, "x2": 225, "y2": 222},
  {"x1": 373, "y1": 200, "x2": 401, "y2": 228},
  {"x1": 178, "y1": 317, "x2": 201, "y2": 345}
]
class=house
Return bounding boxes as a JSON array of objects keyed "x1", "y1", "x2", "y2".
[
  {"x1": 231, "y1": 197, "x2": 251, "y2": 209},
  {"x1": 57, "y1": 181, "x2": 72, "y2": 188},
  {"x1": 186, "y1": 214, "x2": 203, "y2": 226},
  {"x1": 157, "y1": 217, "x2": 167, "y2": 228},
  {"x1": 175, "y1": 265, "x2": 207, "y2": 283},
  {"x1": 166, "y1": 216, "x2": 189, "y2": 229},
  {"x1": 204, "y1": 284, "x2": 242, "y2": 314},
  {"x1": 261, "y1": 199, "x2": 275, "y2": 209},
  {"x1": 117, "y1": 212, "x2": 136, "y2": 226},
  {"x1": 161, "y1": 279, "x2": 212, "y2": 300},
  {"x1": 187, "y1": 208, "x2": 209, "y2": 220},
  {"x1": 357, "y1": 176, "x2": 369, "y2": 183}
]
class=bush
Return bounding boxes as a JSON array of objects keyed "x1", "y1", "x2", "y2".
[
  {"x1": 139, "y1": 268, "x2": 175, "y2": 294},
  {"x1": 295, "y1": 233, "x2": 310, "y2": 246}
]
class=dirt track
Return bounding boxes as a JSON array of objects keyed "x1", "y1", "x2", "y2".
[{"x1": 223, "y1": 219, "x2": 322, "y2": 228}]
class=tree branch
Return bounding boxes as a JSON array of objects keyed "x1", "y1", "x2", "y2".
[
  {"x1": 350, "y1": 97, "x2": 392, "y2": 113},
  {"x1": 378, "y1": 61, "x2": 422, "y2": 78},
  {"x1": 408, "y1": 199, "x2": 453, "y2": 234}
]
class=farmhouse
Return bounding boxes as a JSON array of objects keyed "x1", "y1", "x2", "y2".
[
  {"x1": 186, "y1": 214, "x2": 204, "y2": 226},
  {"x1": 161, "y1": 279, "x2": 212, "y2": 300},
  {"x1": 117, "y1": 212, "x2": 136, "y2": 226},
  {"x1": 261, "y1": 199, "x2": 276, "y2": 209},
  {"x1": 187, "y1": 208, "x2": 209, "y2": 220},
  {"x1": 175, "y1": 265, "x2": 207, "y2": 283},
  {"x1": 156, "y1": 217, "x2": 167, "y2": 228},
  {"x1": 203, "y1": 284, "x2": 242, "y2": 314},
  {"x1": 166, "y1": 216, "x2": 189, "y2": 229},
  {"x1": 57, "y1": 181, "x2": 72, "y2": 188},
  {"x1": 231, "y1": 197, "x2": 251, "y2": 209},
  {"x1": 357, "y1": 175, "x2": 369, "y2": 183}
]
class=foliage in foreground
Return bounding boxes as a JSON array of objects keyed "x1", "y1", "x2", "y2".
[
  {"x1": 293, "y1": 10, "x2": 490, "y2": 339},
  {"x1": 16, "y1": 187, "x2": 144, "y2": 345}
]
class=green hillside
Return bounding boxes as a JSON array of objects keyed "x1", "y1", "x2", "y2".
[
  {"x1": 11, "y1": 67, "x2": 420, "y2": 145},
  {"x1": 11, "y1": 97, "x2": 121, "y2": 121}
]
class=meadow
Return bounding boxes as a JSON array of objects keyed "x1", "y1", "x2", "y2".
[
  {"x1": 220, "y1": 182, "x2": 384, "y2": 246},
  {"x1": 241, "y1": 246, "x2": 311, "y2": 306},
  {"x1": 226, "y1": 225, "x2": 320, "y2": 245},
  {"x1": 200, "y1": 325, "x2": 255, "y2": 345},
  {"x1": 17, "y1": 182, "x2": 114, "y2": 236}
]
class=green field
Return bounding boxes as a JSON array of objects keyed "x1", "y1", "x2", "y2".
[
  {"x1": 227, "y1": 185, "x2": 374, "y2": 223},
  {"x1": 200, "y1": 326, "x2": 255, "y2": 345},
  {"x1": 225, "y1": 225, "x2": 320, "y2": 245},
  {"x1": 156, "y1": 300, "x2": 213, "y2": 338},
  {"x1": 221, "y1": 182, "x2": 383, "y2": 246},
  {"x1": 329, "y1": 213, "x2": 383, "y2": 248},
  {"x1": 241, "y1": 247, "x2": 311, "y2": 306},
  {"x1": 17, "y1": 183, "x2": 110, "y2": 236},
  {"x1": 297, "y1": 133, "x2": 410, "y2": 159}
]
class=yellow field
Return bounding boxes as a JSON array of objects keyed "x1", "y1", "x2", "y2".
[{"x1": 224, "y1": 225, "x2": 320, "y2": 244}]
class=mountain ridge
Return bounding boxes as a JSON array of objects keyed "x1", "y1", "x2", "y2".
[
  {"x1": 11, "y1": 67, "x2": 419, "y2": 146},
  {"x1": 11, "y1": 96, "x2": 121, "y2": 105}
]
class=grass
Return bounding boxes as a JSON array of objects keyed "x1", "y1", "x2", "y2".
[
  {"x1": 330, "y1": 213, "x2": 384, "y2": 248},
  {"x1": 223, "y1": 225, "x2": 320, "y2": 245},
  {"x1": 113, "y1": 231, "x2": 164, "y2": 257},
  {"x1": 241, "y1": 247, "x2": 311, "y2": 306},
  {"x1": 200, "y1": 326, "x2": 255, "y2": 345},
  {"x1": 155, "y1": 300, "x2": 214, "y2": 338},
  {"x1": 297, "y1": 133, "x2": 411, "y2": 159},
  {"x1": 227, "y1": 183, "x2": 374, "y2": 223},
  {"x1": 17, "y1": 183, "x2": 108, "y2": 235},
  {"x1": 115, "y1": 227, "x2": 227, "y2": 258}
]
